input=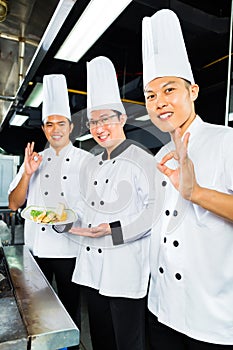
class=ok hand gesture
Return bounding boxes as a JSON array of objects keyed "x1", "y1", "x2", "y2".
[
  {"x1": 24, "y1": 142, "x2": 43, "y2": 176},
  {"x1": 157, "y1": 128, "x2": 199, "y2": 201}
]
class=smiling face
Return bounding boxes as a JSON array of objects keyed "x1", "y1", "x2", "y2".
[
  {"x1": 89, "y1": 109, "x2": 126, "y2": 157},
  {"x1": 42, "y1": 115, "x2": 73, "y2": 154},
  {"x1": 144, "y1": 76, "x2": 199, "y2": 135}
]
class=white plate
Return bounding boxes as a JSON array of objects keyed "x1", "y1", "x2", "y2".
[{"x1": 21, "y1": 205, "x2": 77, "y2": 225}]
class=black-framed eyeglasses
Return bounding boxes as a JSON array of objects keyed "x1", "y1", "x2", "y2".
[{"x1": 86, "y1": 114, "x2": 119, "y2": 129}]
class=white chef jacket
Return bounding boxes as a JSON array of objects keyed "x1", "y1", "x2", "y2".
[
  {"x1": 148, "y1": 116, "x2": 233, "y2": 344},
  {"x1": 8, "y1": 142, "x2": 92, "y2": 258},
  {"x1": 72, "y1": 140, "x2": 156, "y2": 298}
]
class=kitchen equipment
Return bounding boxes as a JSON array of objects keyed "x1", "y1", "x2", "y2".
[{"x1": 0, "y1": 243, "x2": 79, "y2": 349}]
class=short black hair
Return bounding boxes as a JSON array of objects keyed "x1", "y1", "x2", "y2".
[
  {"x1": 42, "y1": 117, "x2": 73, "y2": 126},
  {"x1": 183, "y1": 78, "x2": 192, "y2": 88},
  {"x1": 112, "y1": 110, "x2": 122, "y2": 119}
]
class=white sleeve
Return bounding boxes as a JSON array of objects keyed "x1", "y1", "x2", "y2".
[
  {"x1": 110, "y1": 154, "x2": 157, "y2": 245},
  {"x1": 222, "y1": 130, "x2": 233, "y2": 192},
  {"x1": 8, "y1": 163, "x2": 25, "y2": 194}
]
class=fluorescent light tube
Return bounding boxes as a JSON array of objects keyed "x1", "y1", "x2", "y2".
[
  {"x1": 25, "y1": 83, "x2": 43, "y2": 108},
  {"x1": 10, "y1": 113, "x2": 29, "y2": 126},
  {"x1": 135, "y1": 115, "x2": 150, "y2": 121},
  {"x1": 55, "y1": 0, "x2": 133, "y2": 62},
  {"x1": 76, "y1": 133, "x2": 93, "y2": 142}
]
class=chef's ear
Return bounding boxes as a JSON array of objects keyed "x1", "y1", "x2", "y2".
[
  {"x1": 190, "y1": 84, "x2": 199, "y2": 102},
  {"x1": 120, "y1": 114, "x2": 127, "y2": 127},
  {"x1": 69, "y1": 122, "x2": 74, "y2": 133}
]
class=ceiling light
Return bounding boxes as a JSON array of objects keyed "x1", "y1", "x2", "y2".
[
  {"x1": 76, "y1": 133, "x2": 93, "y2": 142},
  {"x1": 55, "y1": 0, "x2": 133, "y2": 62},
  {"x1": 10, "y1": 113, "x2": 29, "y2": 126},
  {"x1": 0, "y1": 147, "x2": 6, "y2": 154},
  {"x1": 135, "y1": 115, "x2": 150, "y2": 121},
  {"x1": 25, "y1": 83, "x2": 43, "y2": 107}
]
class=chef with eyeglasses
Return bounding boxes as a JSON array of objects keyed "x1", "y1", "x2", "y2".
[
  {"x1": 69, "y1": 56, "x2": 156, "y2": 350},
  {"x1": 86, "y1": 113, "x2": 119, "y2": 128}
]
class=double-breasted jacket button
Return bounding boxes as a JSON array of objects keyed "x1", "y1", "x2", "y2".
[
  {"x1": 66, "y1": 158, "x2": 70, "y2": 162},
  {"x1": 112, "y1": 160, "x2": 116, "y2": 164},
  {"x1": 86, "y1": 246, "x2": 90, "y2": 251},
  {"x1": 99, "y1": 161, "x2": 103, "y2": 165},
  {"x1": 162, "y1": 180, "x2": 167, "y2": 187},
  {"x1": 98, "y1": 248, "x2": 102, "y2": 253},
  {"x1": 41, "y1": 227, "x2": 46, "y2": 231},
  {"x1": 48, "y1": 157, "x2": 51, "y2": 161},
  {"x1": 173, "y1": 240, "x2": 179, "y2": 247},
  {"x1": 164, "y1": 237, "x2": 167, "y2": 243},
  {"x1": 94, "y1": 180, "x2": 97, "y2": 185},
  {"x1": 100, "y1": 201, "x2": 104, "y2": 205},
  {"x1": 175, "y1": 273, "x2": 182, "y2": 280},
  {"x1": 63, "y1": 176, "x2": 67, "y2": 180},
  {"x1": 88, "y1": 224, "x2": 92, "y2": 228},
  {"x1": 61, "y1": 192, "x2": 64, "y2": 196},
  {"x1": 44, "y1": 191, "x2": 48, "y2": 195},
  {"x1": 105, "y1": 179, "x2": 109, "y2": 183},
  {"x1": 45, "y1": 174, "x2": 49, "y2": 178},
  {"x1": 173, "y1": 210, "x2": 178, "y2": 216},
  {"x1": 165, "y1": 210, "x2": 170, "y2": 216},
  {"x1": 91, "y1": 201, "x2": 95, "y2": 206},
  {"x1": 159, "y1": 267, "x2": 164, "y2": 274}
]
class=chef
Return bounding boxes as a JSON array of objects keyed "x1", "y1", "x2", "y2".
[
  {"x1": 70, "y1": 56, "x2": 156, "y2": 350},
  {"x1": 142, "y1": 9, "x2": 233, "y2": 350},
  {"x1": 8, "y1": 74, "x2": 92, "y2": 348}
]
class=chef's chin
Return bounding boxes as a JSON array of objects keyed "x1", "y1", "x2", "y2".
[{"x1": 150, "y1": 118, "x2": 175, "y2": 134}]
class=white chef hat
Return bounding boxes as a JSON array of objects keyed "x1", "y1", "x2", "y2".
[
  {"x1": 87, "y1": 56, "x2": 126, "y2": 119},
  {"x1": 142, "y1": 9, "x2": 194, "y2": 88},
  {"x1": 42, "y1": 74, "x2": 71, "y2": 122}
]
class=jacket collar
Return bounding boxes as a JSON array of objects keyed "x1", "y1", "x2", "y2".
[{"x1": 101, "y1": 139, "x2": 151, "y2": 160}]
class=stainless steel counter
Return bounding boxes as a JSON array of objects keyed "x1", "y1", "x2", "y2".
[
  {"x1": 0, "y1": 296, "x2": 27, "y2": 349},
  {"x1": 2, "y1": 245, "x2": 79, "y2": 350}
]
